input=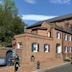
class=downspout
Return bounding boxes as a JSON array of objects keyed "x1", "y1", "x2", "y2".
[{"x1": 62, "y1": 32, "x2": 64, "y2": 60}]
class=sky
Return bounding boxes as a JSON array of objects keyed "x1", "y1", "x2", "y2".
[{"x1": 15, "y1": 0, "x2": 72, "y2": 25}]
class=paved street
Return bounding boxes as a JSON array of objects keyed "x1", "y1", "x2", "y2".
[{"x1": 43, "y1": 63, "x2": 72, "y2": 72}]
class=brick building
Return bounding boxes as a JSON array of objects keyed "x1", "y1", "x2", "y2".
[{"x1": 12, "y1": 13, "x2": 72, "y2": 72}]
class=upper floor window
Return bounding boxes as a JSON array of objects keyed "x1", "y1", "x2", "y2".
[
  {"x1": 32, "y1": 43, "x2": 39, "y2": 52},
  {"x1": 56, "y1": 32, "x2": 61, "y2": 39},
  {"x1": 44, "y1": 44, "x2": 50, "y2": 52},
  {"x1": 17, "y1": 42, "x2": 22, "y2": 49},
  {"x1": 64, "y1": 34, "x2": 68, "y2": 41},
  {"x1": 47, "y1": 32, "x2": 51, "y2": 37},
  {"x1": 69, "y1": 36, "x2": 72, "y2": 41}
]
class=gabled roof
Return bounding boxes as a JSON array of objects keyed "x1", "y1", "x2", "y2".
[
  {"x1": 26, "y1": 21, "x2": 42, "y2": 29},
  {"x1": 27, "y1": 13, "x2": 72, "y2": 29}
]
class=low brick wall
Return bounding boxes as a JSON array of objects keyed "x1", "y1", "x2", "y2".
[{"x1": 0, "y1": 66, "x2": 14, "y2": 72}]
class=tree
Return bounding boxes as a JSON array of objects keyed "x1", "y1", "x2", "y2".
[
  {"x1": 0, "y1": 0, "x2": 25, "y2": 47},
  {"x1": 0, "y1": 11, "x2": 25, "y2": 47},
  {"x1": 0, "y1": 0, "x2": 18, "y2": 16}
]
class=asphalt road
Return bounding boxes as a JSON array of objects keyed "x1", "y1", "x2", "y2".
[{"x1": 44, "y1": 63, "x2": 72, "y2": 72}]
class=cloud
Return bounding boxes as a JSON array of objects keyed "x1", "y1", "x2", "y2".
[
  {"x1": 22, "y1": 14, "x2": 56, "y2": 21},
  {"x1": 24, "y1": 0, "x2": 36, "y2": 4},
  {"x1": 50, "y1": 0, "x2": 71, "y2": 4}
]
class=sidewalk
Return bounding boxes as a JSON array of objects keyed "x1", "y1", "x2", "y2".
[{"x1": 33, "y1": 62, "x2": 70, "y2": 72}]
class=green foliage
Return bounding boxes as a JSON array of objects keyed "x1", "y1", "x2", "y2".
[
  {"x1": 0, "y1": 0, "x2": 25, "y2": 47},
  {"x1": 0, "y1": 11, "x2": 25, "y2": 47},
  {"x1": 0, "y1": 0, "x2": 18, "y2": 16}
]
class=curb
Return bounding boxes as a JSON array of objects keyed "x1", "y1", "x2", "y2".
[{"x1": 33, "y1": 62, "x2": 70, "y2": 72}]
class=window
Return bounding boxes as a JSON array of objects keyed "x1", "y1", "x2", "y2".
[
  {"x1": 56, "y1": 44, "x2": 62, "y2": 53},
  {"x1": 44, "y1": 44, "x2": 50, "y2": 52},
  {"x1": 64, "y1": 34, "x2": 68, "y2": 41},
  {"x1": 67, "y1": 47, "x2": 70, "y2": 52},
  {"x1": 17, "y1": 42, "x2": 22, "y2": 49},
  {"x1": 64, "y1": 46, "x2": 67, "y2": 53},
  {"x1": 56, "y1": 32, "x2": 61, "y2": 39},
  {"x1": 69, "y1": 47, "x2": 72, "y2": 52},
  {"x1": 47, "y1": 32, "x2": 51, "y2": 37},
  {"x1": 64, "y1": 46, "x2": 72, "y2": 53},
  {"x1": 32, "y1": 43, "x2": 39, "y2": 52},
  {"x1": 69, "y1": 36, "x2": 72, "y2": 41}
]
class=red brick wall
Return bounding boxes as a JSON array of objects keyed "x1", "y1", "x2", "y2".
[{"x1": 0, "y1": 66, "x2": 14, "y2": 72}]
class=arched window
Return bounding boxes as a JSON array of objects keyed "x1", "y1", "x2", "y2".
[
  {"x1": 32, "y1": 43, "x2": 39, "y2": 52},
  {"x1": 44, "y1": 44, "x2": 50, "y2": 52},
  {"x1": 31, "y1": 55, "x2": 35, "y2": 62},
  {"x1": 6, "y1": 50, "x2": 13, "y2": 65}
]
